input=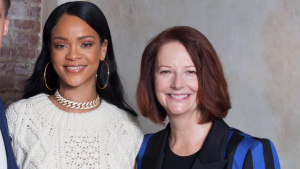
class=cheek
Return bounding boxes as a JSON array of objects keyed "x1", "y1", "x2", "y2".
[
  {"x1": 51, "y1": 62, "x2": 62, "y2": 79},
  {"x1": 154, "y1": 76, "x2": 169, "y2": 103},
  {"x1": 154, "y1": 75, "x2": 167, "y2": 93},
  {"x1": 51, "y1": 56, "x2": 62, "y2": 71},
  {"x1": 185, "y1": 76, "x2": 199, "y2": 92},
  {"x1": 86, "y1": 50, "x2": 101, "y2": 63},
  {"x1": 50, "y1": 52, "x2": 66, "y2": 76},
  {"x1": 190, "y1": 80, "x2": 199, "y2": 93},
  {"x1": 51, "y1": 49, "x2": 65, "y2": 62}
]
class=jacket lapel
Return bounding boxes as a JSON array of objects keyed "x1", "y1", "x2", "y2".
[
  {"x1": 192, "y1": 119, "x2": 230, "y2": 168},
  {"x1": 142, "y1": 124, "x2": 170, "y2": 169}
]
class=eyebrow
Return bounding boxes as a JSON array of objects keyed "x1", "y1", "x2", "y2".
[
  {"x1": 53, "y1": 37, "x2": 68, "y2": 41},
  {"x1": 157, "y1": 65, "x2": 195, "y2": 69},
  {"x1": 77, "y1": 35, "x2": 95, "y2": 40},
  {"x1": 157, "y1": 65, "x2": 171, "y2": 69},
  {"x1": 52, "y1": 35, "x2": 95, "y2": 41}
]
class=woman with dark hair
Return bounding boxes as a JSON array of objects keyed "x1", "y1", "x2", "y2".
[
  {"x1": 6, "y1": 1, "x2": 142, "y2": 168},
  {"x1": 136, "y1": 26, "x2": 280, "y2": 169}
]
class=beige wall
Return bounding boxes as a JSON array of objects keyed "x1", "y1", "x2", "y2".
[{"x1": 42, "y1": 0, "x2": 299, "y2": 168}]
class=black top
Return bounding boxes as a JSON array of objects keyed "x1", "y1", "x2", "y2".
[{"x1": 162, "y1": 140, "x2": 199, "y2": 169}]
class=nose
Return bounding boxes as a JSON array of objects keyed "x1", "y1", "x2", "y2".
[
  {"x1": 65, "y1": 46, "x2": 82, "y2": 61},
  {"x1": 171, "y1": 73, "x2": 185, "y2": 89}
]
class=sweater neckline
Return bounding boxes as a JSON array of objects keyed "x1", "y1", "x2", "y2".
[{"x1": 28, "y1": 93, "x2": 119, "y2": 129}]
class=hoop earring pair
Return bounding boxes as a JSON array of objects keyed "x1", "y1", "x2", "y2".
[
  {"x1": 96, "y1": 59, "x2": 109, "y2": 90},
  {"x1": 44, "y1": 61, "x2": 58, "y2": 91}
]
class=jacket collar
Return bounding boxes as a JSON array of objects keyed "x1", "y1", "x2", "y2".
[{"x1": 143, "y1": 119, "x2": 229, "y2": 169}]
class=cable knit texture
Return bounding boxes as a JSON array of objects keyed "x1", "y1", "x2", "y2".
[{"x1": 6, "y1": 94, "x2": 143, "y2": 169}]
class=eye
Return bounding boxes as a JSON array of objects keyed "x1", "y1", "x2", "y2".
[
  {"x1": 188, "y1": 70, "x2": 196, "y2": 74},
  {"x1": 160, "y1": 70, "x2": 171, "y2": 74},
  {"x1": 54, "y1": 44, "x2": 66, "y2": 48},
  {"x1": 81, "y1": 42, "x2": 93, "y2": 47}
]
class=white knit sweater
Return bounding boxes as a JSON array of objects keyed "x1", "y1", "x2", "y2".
[{"x1": 6, "y1": 94, "x2": 143, "y2": 169}]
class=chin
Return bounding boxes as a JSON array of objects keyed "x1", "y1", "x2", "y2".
[
  {"x1": 167, "y1": 105, "x2": 198, "y2": 116},
  {"x1": 168, "y1": 108, "x2": 188, "y2": 115},
  {"x1": 61, "y1": 79, "x2": 84, "y2": 88}
]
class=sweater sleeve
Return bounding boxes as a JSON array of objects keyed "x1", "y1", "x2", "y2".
[
  {"x1": 6, "y1": 102, "x2": 21, "y2": 150},
  {"x1": 243, "y1": 139, "x2": 280, "y2": 169},
  {"x1": 107, "y1": 109, "x2": 143, "y2": 168},
  {"x1": 119, "y1": 111, "x2": 144, "y2": 167},
  {"x1": 6, "y1": 100, "x2": 28, "y2": 168}
]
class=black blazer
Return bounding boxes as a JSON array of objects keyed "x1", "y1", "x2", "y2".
[
  {"x1": 0, "y1": 98, "x2": 18, "y2": 169},
  {"x1": 139, "y1": 119, "x2": 280, "y2": 169}
]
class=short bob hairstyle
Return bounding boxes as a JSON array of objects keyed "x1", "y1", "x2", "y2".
[
  {"x1": 23, "y1": 1, "x2": 136, "y2": 116},
  {"x1": 137, "y1": 26, "x2": 231, "y2": 124}
]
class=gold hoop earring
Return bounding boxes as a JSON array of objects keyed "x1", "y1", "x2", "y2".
[
  {"x1": 97, "y1": 59, "x2": 109, "y2": 90},
  {"x1": 44, "y1": 61, "x2": 57, "y2": 91}
]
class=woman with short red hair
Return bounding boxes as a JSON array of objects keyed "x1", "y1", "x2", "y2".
[{"x1": 136, "y1": 26, "x2": 280, "y2": 169}]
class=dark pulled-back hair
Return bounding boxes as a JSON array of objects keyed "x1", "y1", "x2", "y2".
[
  {"x1": 23, "y1": 1, "x2": 136, "y2": 116},
  {"x1": 3, "y1": 0, "x2": 10, "y2": 17},
  {"x1": 137, "y1": 26, "x2": 231, "y2": 124}
]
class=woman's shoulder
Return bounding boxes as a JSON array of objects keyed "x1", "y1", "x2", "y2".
[
  {"x1": 140, "y1": 125, "x2": 168, "y2": 152},
  {"x1": 8, "y1": 93, "x2": 48, "y2": 106},
  {"x1": 100, "y1": 100, "x2": 143, "y2": 132},
  {"x1": 6, "y1": 93, "x2": 48, "y2": 111},
  {"x1": 6, "y1": 94, "x2": 49, "y2": 137},
  {"x1": 6, "y1": 94, "x2": 49, "y2": 120},
  {"x1": 226, "y1": 127, "x2": 280, "y2": 168},
  {"x1": 227, "y1": 127, "x2": 278, "y2": 149},
  {"x1": 101, "y1": 100, "x2": 138, "y2": 122},
  {"x1": 100, "y1": 100, "x2": 143, "y2": 153}
]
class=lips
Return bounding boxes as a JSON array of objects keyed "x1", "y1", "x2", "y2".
[
  {"x1": 170, "y1": 94, "x2": 188, "y2": 99},
  {"x1": 168, "y1": 94, "x2": 190, "y2": 101},
  {"x1": 66, "y1": 66, "x2": 85, "y2": 70},
  {"x1": 64, "y1": 65, "x2": 87, "y2": 73}
]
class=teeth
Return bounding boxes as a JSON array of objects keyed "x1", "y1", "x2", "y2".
[
  {"x1": 170, "y1": 94, "x2": 188, "y2": 99},
  {"x1": 67, "y1": 66, "x2": 85, "y2": 70}
]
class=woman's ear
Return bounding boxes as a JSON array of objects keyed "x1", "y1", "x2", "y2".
[{"x1": 100, "y1": 39, "x2": 108, "y2": 61}]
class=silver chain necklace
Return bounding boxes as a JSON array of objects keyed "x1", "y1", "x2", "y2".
[{"x1": 54, "y1": 89, "x2": 100, "y2": 110}]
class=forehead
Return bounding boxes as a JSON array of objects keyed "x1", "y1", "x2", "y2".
[
  {"x1": 51, "y1": 14, "x2": 99, "y2": 38},
  {"x1": 156, "y1": 41, "x2": 194, "y2": 65}
]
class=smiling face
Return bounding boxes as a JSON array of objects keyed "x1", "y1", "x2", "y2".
[
  {"x1": 49, "y1": 14, "x2": 107, "y2": 89},
  {"x1": 154, "y1": 41, "x2": 199, "y2": 117}
]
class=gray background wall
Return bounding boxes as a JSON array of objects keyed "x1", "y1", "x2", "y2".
[{"x1": 42, "y1": 0, "x2": 299, "y2": 168}]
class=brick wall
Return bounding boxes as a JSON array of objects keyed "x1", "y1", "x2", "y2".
[{"x1": 0, "y1": 0, "x2": 41, "y2": 108}]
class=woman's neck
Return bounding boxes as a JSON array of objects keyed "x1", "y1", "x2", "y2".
[
  {"x1": 168, "y1": 112, "x2": 212, "y2": 156},
  {"x1": 58, "y1": 82, "x2": 98, "y2": 102}
]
